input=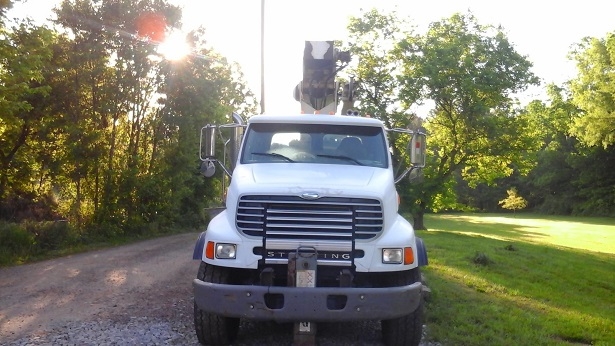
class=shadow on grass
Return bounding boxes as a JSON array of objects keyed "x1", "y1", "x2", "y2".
[
  {"x1": 433, "y1": 211, "x2": 615, "y2": 228},
  {"x1": 506, "y1": 213, "x2": 615, "y2": 227},
  {"x1": 416, "y1": 214, "x2": 615, "y2": 345},
  {"x1": 424, "y1": 213, "x2": 547, "y2": 241},
  {"x1": 423, "y1": 212, "x2": 615, "y2": 256}
]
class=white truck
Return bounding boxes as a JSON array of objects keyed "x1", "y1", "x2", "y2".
[{"x1": 192, "y1": 41, "x2": 428, "y2": 346}]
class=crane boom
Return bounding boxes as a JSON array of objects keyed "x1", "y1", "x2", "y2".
[{"x1": 293, "y1": 41, "x2": 354, "y2": 114}]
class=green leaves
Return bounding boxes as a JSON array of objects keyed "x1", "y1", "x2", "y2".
[
  {"x1": 399, "y1": 12, "x2": 539, "y2": 213},
  {"x1": 0, "y1": 22, "x2": 56, "y2": 199},
  {"x1": 344, "y1": 9, "x2": 414, "y2": 129},
  {"x1": 399, "y1": 12, "x2": 538, "y2": 112},
  {"x1": 341, "y1": 10, "x2": 540, "y2": 224},
  {"x1": 1, "y1": 1, "x2": 257, "y2": 232},
  {"x1": 569, "y1": 33, "x2": 615, "y2": 148},
  {"x1": 498, "y1": 188, "x2": 528, "y2": 212}
]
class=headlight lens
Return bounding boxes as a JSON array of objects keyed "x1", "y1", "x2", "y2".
[
  {"x1": 215, "y1": 243, "x2": 237, "y2": 259},
  {"x1": 382, "y1": 248, "x2": 403, "y2": 264}
]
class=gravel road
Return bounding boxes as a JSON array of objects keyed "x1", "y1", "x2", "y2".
[{"x1": 0, "y1": 232, "x2": 430, "y2": 345}]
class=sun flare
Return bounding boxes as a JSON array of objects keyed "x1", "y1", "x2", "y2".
[{"x1": 157, "y1": 30, "x2": 191, "y2": 61}]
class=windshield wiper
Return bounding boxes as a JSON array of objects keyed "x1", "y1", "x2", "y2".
[
  {"x1": 317, "y1": 154, "x2": 364, "y2": 166},
  {"x1": 251, "y1": 152, "x2": 295, "y2": 162}
]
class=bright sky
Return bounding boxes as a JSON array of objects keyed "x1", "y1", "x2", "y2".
[{"x1": 8, "y1": 0, "x2": 615, "y2": 115}]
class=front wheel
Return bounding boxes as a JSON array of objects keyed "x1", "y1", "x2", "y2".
[
  {"x1": 381, "y1": 268, "x2": 424, "y2": 346},
  {"x1": 194, "y1": 262, "x2": 240, "y2": 345}
]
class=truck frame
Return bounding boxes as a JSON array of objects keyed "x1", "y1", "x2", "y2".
[{"x1": 192, "y1": 41, "x2": 428, "y2": 346}]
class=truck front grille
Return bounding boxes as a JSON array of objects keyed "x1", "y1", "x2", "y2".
[{"x1": 236, "y1": 195, "x2": 383, "y2": 241}]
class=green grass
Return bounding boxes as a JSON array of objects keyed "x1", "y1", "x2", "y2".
[{"x1": 417, "y1": 213, "x2": 615, "y2": 346}]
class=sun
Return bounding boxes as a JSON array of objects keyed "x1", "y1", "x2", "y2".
[{"x1": 157, "y1": 30, "x2": 191, "y2": 61}]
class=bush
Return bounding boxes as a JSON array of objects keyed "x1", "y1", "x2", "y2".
[
  {"x1": 472, "y1": 251, "x2": 493, "y2": 266},
  {"x1": 0, "y1": 221, "x2": 84, "y2": 266},
  {"x1": 0, "y1": 222, "x2": 35, "y2": 265},
  {"x1": 504, "y1": 244, "x2": 517, "y2": 251},
  {"x1": 26, "y1": 220, "x2": 77, "y2": 251},
  {"x1": 87, "y1": 221, "x2": 123, "y2": 240}
]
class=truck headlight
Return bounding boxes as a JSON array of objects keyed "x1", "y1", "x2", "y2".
[
  {"x1": 216, "y1": 243, "x2": 237, "y2": 259},
  {"x1": 382, "y1": 248, "x2": 403, "y2": 264},
  {"x1": 382, "y1": 247, "x2": 414, "y2": 264}
]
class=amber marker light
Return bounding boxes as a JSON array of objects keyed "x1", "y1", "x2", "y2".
[
  {"x1": 404, "y1": 247, "x2": 414, "y2": 265},
  {"x1": 205, "y1": 241, "x2": 215, "y2": 259}
]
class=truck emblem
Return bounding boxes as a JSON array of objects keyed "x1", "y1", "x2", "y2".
[{"x1": 300, "y1": 192, "x2": 321, "y2": 200}]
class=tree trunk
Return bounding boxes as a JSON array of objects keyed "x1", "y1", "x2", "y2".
[
  {"x1": 0, "y1": 161, "x2": 8, "y2": 199},
  {"x1": 103, "y1": 113, "x2": 118, "y2": 211},
  {"x1": 412, "y1": 202, "x2": 427, "y2": 230},
  {"x1": 74, "y1": 177, "x2": 82, "y2": 225}
]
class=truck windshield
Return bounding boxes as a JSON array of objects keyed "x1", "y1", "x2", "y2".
[{"x1": 241, "y1": 123, "x2": 388, "y2": 168}]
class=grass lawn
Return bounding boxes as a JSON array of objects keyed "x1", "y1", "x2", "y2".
[{"x1": 416, "y1": 213, "x2": 615, "y2": 346}]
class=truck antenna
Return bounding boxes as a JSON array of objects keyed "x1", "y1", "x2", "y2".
[{"x1": 260, "y1": 0, "x2": 266, "y2": 114}]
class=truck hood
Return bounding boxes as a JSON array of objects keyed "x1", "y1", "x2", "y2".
[
  {"x1": 242, "y1": 164, "x2": 377, "y2": 187},
  {"x1": 229, "y1": 163, "x2": 394, "y2": 201}
]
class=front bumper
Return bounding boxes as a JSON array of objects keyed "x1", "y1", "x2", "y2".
[{"x1": 193, "y1": 280, "x2": 422, "y2": 322}]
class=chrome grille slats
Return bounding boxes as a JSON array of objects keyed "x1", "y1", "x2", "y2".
[{"x1": 236, "y1": 195, "x2": 383, "y2": 240}]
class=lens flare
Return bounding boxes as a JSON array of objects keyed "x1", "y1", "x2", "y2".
[{"x1": 157, "y1": 30, "x2": 191, "y2": 60}]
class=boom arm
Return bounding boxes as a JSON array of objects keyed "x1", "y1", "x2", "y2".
[{"x1": 293, "y1": 41, "x2": 353, "y2": 114}]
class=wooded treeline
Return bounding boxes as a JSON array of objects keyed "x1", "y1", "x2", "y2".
[
  {"x1": 2, "y1": 2, "x2": 615, "y2": 240},
  {"x1": 0, "y1": 0, "x2": 256, "y2": 238}
]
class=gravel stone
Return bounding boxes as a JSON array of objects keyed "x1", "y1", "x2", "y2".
[
  {"x1": 6, "y1": 317, "x2": 198, "y2": 346},
  {"x1": 6, "y1": 318, "x2": 438, "y2": 345}
]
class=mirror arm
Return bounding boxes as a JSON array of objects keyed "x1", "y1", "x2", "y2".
[
  {"x1": 219, "y1": 123, "x2": 247, "y2": 130},
  {"x1": 216, "y1": 129, "x2": 233, "y2": 178},
  {"x1": 213, "y1": 158, "x2": 233, "y2": 178},
  {"x1": 394, "y1": 166, "x2": 416, "y2": 184},
  {"x1": 232, "y1": 112, "x2": 245, "y2": 125}
]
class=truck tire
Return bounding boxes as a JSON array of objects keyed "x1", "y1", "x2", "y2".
[
  {"x1": 381, "y1": 268, "x2": 424, "y2": 346},
  {"x1": 194, "y1": 262, "x2": 240, "y2": 345}
]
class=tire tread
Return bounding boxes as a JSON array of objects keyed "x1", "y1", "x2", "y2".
[
  {"x1": 194, "y1": 262, "x2": 240, "y2": 345},
  {"x1": 381, "y1": 268, "x2": 424, "y2": 346}
]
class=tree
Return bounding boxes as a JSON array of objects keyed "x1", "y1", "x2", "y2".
[
  {"x1": 0, "y1": 22, "x2": 55, "y2": 200},
  {"x1": 568, "y1": 145, "x2": 615, "y2": 216},
  {"x1": 48, "y1": 0, "x2": 256, "y2": 231},
  {"x1": 343, "y1": 9, "x2": 422, "y2": 213},
  {"x1": 397, "y1": 12, "x2": 540, "y2": 229},
  {"x1": 153, "y1": 27, "x2": 257, "y2": 226},
  {"x1": 521, "y1": 85, "x2": 579, "y2": 214},
  {"x1": 0, "y1": 0, "x2": 257, "y2": 230},
  {"x1": 0, "y1": 0, "x2": 13, "y2": 19},
  {"x1": 499, "y1": 188, "x2": 527, "y2": 214},
  {"x1": 344, "y1": 9, "x2": 414, "y2": 130},
  {"x1": 569, "y1": 32, "x2": 615, "y2": 148},
  {"x1": 53, "y1": 0, "x2": 183, "y2": 229},
  {"x1": 517, "y1": 81, "x2": 615, "y2": 217}
]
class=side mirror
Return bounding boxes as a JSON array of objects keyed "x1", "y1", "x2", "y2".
[
  {"x1": 201, "y1": 125, "x2": 217, "y2": 160},
  {"x1": 200, "y1": 159, "x2": 216, "y2": 177},
  {"x1": 410, "y1": 133, "x2": 426, "y2": 167}
]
